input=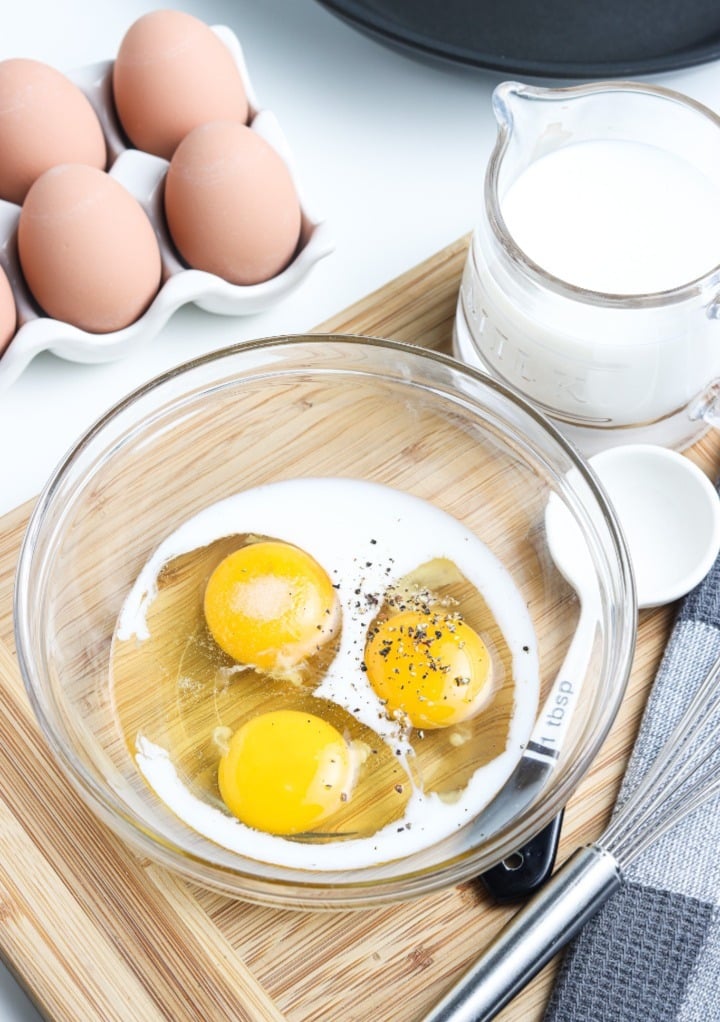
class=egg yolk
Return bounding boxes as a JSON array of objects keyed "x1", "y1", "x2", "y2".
[
  {"x1": 204, "y1": 541, "x2": 339, "y2": 671},
  {"x1": 217, "y1": 710, "x2": 354, "y2": 835},
  {"x1": 364, "y1": 610, "x2": 493, "y2": 729}
]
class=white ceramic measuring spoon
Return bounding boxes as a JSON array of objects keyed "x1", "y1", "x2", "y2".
[{"x1": 481, "y1": 444, "x2": 720, "y2": 899}]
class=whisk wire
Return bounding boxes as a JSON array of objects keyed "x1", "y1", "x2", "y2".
[
  {"x1": 606, "y1": 723, "x2": 720, "y2": 855},
  {"x1": 602, "y1": 651, "x2": 720, "y2": 862},
  {"x1": 619, "y1": 771, "x2": 720, "y2": 862}
]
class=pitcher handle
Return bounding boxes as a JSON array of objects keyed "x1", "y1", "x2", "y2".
[{"x1": 689, "y1": 378, "x2": 720, "y2": 430}]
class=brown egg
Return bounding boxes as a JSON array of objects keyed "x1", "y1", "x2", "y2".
[
  {"x1": 0, "y1": 59, "x2": 106, "y2": 205},
  {"x1": 164, "y1": 121, "x2": 302, "y2": 285},
  {"x1": 113, "y1": 10, "x2": 249, "y2": 160},
  {"x1": 18, "y1": 165, "x2": 162, "y2": 333},
  {"x1": 0, "y1": 265, "x2": 17, "y2": 355}
]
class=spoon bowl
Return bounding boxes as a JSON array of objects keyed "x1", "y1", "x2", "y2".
[{"x1": 589, "y1": 444, "x2": 720, "y2": 608}]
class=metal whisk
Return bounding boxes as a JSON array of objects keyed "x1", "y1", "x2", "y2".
[{"x1": 424, "y1": 651, "x2": 720, "y2": 1022}]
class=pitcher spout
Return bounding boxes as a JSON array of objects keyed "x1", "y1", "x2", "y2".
[{"x1": 491, "y1": 81, "x2": 529, "y2": 134}]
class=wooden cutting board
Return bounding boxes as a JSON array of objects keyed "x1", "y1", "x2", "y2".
[{"x1": 2, "y1": 234, "x2": 719, "y2": 1022}]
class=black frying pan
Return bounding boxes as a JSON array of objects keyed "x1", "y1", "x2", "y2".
[{"x1": 316, "y1": 0, "x2": 720, "y2": 78}]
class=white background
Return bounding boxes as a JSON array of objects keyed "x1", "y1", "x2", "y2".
[{"x1": 1, "y1": 1, "x2": 720, "y2": 1018}]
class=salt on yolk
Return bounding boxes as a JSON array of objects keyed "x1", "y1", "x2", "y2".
[
  {"x1": 217, "y1": 710, "x2": 354, "y2": 835},
  {"x1": 364, "y1": 610, "x2": 493, "y2": 730},
  {"x1": 203, "y1": 541, "x2": 339, "y2": 671}
]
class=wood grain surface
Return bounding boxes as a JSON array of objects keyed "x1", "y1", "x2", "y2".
[{"x1": 1, "y1": 233, "x2": 719, "y2": 1021}]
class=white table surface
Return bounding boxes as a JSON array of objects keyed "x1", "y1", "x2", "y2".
[{"x1": 1, "y1": 1, "x2": 720, "y2": 1018}]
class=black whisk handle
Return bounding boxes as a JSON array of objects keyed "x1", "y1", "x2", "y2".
[{"x1": 423, "y1": 845, "x2": 622, "y2": 1022}]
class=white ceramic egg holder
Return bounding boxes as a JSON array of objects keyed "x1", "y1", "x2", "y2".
[{"x1": 0, "y1": 26, "x2": 334, "y2": 393}]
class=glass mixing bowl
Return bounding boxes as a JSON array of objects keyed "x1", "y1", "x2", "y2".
[{"x1": 14, "y1": 335, "x2": 635, "y2": 908}]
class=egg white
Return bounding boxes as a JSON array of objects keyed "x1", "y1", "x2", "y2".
[{"x1": 119, "y1": 477, "x2": 539, "y2": 870}]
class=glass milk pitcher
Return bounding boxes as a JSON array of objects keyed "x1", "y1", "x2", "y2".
[{"x1": 454, "y1": 80, "x2": 720, "y2": 454}]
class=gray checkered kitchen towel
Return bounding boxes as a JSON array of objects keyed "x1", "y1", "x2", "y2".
[{"x1": 544, "y1": 536, "x2": 720, "y2": 1021}]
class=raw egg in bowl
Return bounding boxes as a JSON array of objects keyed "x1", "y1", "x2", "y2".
[{"x1": 15, "y1": 336, "x2": 635, "y2": 908}]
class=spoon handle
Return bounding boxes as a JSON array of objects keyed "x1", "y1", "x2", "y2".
[
  {"x1": 478, "y1": 603, "x2": 597, "y2": 900},
  {"x1": 423, "y1": 845, "x2": 621, "y2": 1022},
  {"x1": 480, "y1": 811, "x2": 564, "y2": 900}
]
